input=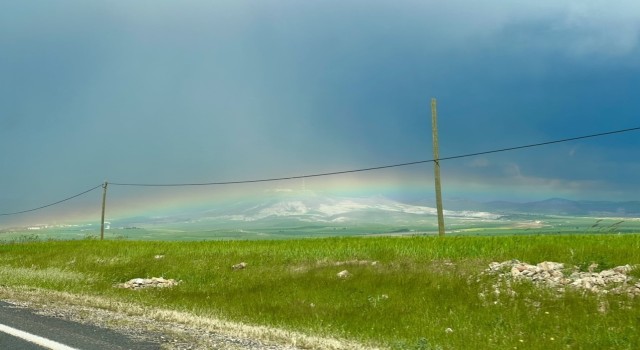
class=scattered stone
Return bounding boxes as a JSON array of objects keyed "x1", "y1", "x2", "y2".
[
  {"x1": 116, "y1": 277, "x2": 180, "y2": 290},
  {"x1": 485, "y1": 260, "x2": 639, "y2": 296},
  {"x1": 154, "y1": 255, "x2": 165, "y2": 260},
  {"x1": 445, "y1": 328, "x2": 454, "y2": 334},
  {"x1": 232, "y1": 262, "x2": 247, "y2": 270},
  {"x1": 333, "y1": 260, "x2": 378, "y2": 267},
  {"x1": 336, "y1": 270, "x2": 351, "y2": 279},
  {"x1": 598, "y1": 300, "x2": 609, "y2": 313},
  {"x1": 614, "y1": 265, "x2": 633, "y2": 274},
  {"x1": 538, "y1": 261, "x2": 564, "y2": 272}
]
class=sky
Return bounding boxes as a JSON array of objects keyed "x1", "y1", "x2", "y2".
[{"x1": 1, "y1": 1, "x2": 640, "y2": 227}]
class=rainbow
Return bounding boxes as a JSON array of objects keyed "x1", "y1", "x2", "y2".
[
  {"x1": 1, "y1": 166, "x2": 610, "y2": 229},
  {"x1": 96, "y1": 171, "x2": 432, "y2": 221}
]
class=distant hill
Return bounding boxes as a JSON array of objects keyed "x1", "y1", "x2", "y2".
[
  {"x1": 5, "y1": 193, "x2": 638, "y2": 236},
  {"x1": 115, "y1": 191, "x2": 502, "y2": 228},
  {"x1": 114, "y1": 194, "x2": 639, "y2": 230},
  {"x1": 442, "y1": 198, "x2": 640, "y2": 217}
]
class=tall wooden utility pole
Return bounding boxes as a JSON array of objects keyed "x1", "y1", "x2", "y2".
[
  {"x1": 100, "y1": 181, "x2": 108, "y2": 240},
  {"x1": 431, "y1": 98, "x2": 445, "y2": 236}
]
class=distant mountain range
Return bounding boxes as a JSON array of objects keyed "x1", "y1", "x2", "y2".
[
  {"x1": 4, "y1": 191, "x2": 638, "y2": 234},
  {"x1": 441, "y1": 198, "x2": 640, "y2": 217},
  {"x1": 213, "y1": 193, "x2": 501, "y2": 223},
  {"x1": 114, "y1": 191, "x2": 503, "y2": 228},
  {"x1": 115, "y1": 192, "x2": 639, "y2": 231}
]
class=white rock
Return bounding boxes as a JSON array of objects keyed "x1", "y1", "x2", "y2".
[
  {"x1": 337, "y1": 270, "x2": 351, "y2": 279},
  {"x1": 232, "y1": 262, "x2": 247, "y2": 270},
  {"x1": 599, "y1": 270, "x2": 615, "y2": 278},
  {"x1": 614, "y1": 265, "x2": 632, "y2": 274},
  {"x1": 117, "y1": 277, "x2": 179, "y2": 290},
  {"x1": 489, "y1": 262, "x2": 502, "y2": 271},
  {"x1": 486, "y1": 261, "x2": 640, "y2": 296},
  {"x1": 538, "y1": 261, "x2": 564, "y2": 271}
]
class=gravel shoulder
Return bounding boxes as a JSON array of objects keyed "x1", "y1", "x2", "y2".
[{"x1": 0, "y1": 286, "x2": 375, "y2": 350}]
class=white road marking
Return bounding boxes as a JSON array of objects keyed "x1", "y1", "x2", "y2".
[{"x1": 0, "y1": 323, "x2": 79, "y2": 350}]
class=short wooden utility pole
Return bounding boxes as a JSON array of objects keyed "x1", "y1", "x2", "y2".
[
  {"x1": 431, "y1": 98, "x2": 445, "y2": 236},
  {"x1": 100, "y1": 181, "x2": 108, "y2": 240}
]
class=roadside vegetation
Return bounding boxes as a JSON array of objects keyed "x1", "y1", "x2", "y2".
[{"x1": 1, "y1": 234, "x2": 639, "y2": 349}]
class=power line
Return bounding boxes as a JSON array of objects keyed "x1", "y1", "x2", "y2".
[
  {"x1": 0, "y1": 184, "x2": 103, "y2": 216},
  {"x1": 439, "y1": 126, "x2": 640, "y2": 161},
  {"x1": 110, "y1": 159, "x2": 433, "y2": 187},
  {"x1": 111, "y1": 126, "x2": 640, "y2": 187},
  {"x1": 1, "y1": 126, "x2": 638, "y2": 216}
]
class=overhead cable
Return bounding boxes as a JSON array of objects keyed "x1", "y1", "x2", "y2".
[
  {"x1": 0, "y1": 184, "x2": 103, "y2": 216},
  {"x1": 438, "y1": 126, "x2": 640, "y2": 161},
  {"x1": 2, "y1": 126, "x2": 638, "y2": 216},
  {"x1": 110, "y1": 126, "x2": 640, "y2": 187}
]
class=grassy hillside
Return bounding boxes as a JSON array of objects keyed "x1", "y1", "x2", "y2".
[
  {"x1": 2, "y1": 214, "x2": 639, "y2": 242},
  {"x1": 1, "y1": 235, "x2": 639, "y2": 349}
]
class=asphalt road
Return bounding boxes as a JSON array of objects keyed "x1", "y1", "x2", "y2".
[{"x1": 0, "y1": 301, "x2": 161, "y2": 350}]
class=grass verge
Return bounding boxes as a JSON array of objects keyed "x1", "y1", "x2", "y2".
[{"x1": 1, "y1": 234, "x2": 639, "y2": 349}]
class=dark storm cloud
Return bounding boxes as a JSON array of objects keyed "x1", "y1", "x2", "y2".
[{"x1": 1, "y1": 0, "x2": 640, "y2": 224}]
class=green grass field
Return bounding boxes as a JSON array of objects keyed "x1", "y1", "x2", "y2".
[
  {"x1": 2, "y1": 214, "x2": 639, "y2": 242},
  {"x1": 1, "y1": 234, "x2": 639, "y2": 349}
]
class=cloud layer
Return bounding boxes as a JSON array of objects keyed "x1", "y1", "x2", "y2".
[{"x1": 1, "y1": 1, "x2": 639, "y2": 225}]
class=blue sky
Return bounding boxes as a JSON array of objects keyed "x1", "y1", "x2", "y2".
[{"x1": 1, "y1": 1, "x2": 640, "y2": 226}]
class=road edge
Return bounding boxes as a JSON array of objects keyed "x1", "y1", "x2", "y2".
[{"x1": 0, "y1": 286, "x2": 378, "y2": 350}]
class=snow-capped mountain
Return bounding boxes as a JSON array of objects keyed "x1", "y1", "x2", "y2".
[
  {"x1": 110, "y1": 190, "x2": 504, "y2": 230},
  {"x1": 211, "y1": 191, "x2": 501, "y2": 224}
]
